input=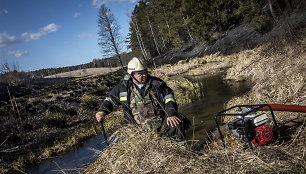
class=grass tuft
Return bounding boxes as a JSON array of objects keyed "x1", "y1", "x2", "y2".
[{"x1": 81, "y1": 95, "x2": 99, "y2": 110}]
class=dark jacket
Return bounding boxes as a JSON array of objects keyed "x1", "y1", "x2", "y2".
[{"x1": 99, "y1": 74, "x2": 178, "y2": 124}]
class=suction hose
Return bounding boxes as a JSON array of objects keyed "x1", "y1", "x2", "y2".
[{"x1": 259, "y1": 104, "x2": 306, "y2": 113}]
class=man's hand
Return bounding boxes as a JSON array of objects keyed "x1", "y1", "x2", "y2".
[
  {"x1": 166, "y1": 116, "x2": 181, "y2": 127},
  {"x1": 96, "y1": 111, "x2": 106, "y2": 123}
]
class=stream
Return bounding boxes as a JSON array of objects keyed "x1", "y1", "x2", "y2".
[
  {"x1": 27, "y1": 135, "x2": 108, "y2": 174},
  {"x1": 180, "y1": 74, "x2": 251, "y2": 141},
  {"x1": 27, "y1": 74, "x2": 251, "y2": 174}
]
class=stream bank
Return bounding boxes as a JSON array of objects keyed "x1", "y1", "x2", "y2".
[{"x1": 85, "y1": 36, "x2": 305, "y2": 173}]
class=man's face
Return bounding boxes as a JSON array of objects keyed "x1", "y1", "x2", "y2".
[{"x1": 132, "y1": 71, "x2": 147, "y2": 84}]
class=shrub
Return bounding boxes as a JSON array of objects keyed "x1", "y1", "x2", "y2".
[
  {"x1": 47, "y1": 104, "x2": 63, "y2": 113},
  {"x1": 91, "y1": 85, "x2": 108, "y2": 96}
]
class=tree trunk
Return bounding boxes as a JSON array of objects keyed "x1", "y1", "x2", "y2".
[
  {"x1": 136, "y1": 19, "x2": 148, "y2": 59},
  {"x1": 132, "y1": 16, "x2": 148, "y2": 60},
  {"x1": 108, "y1": 23, "x2": 124, "y2": 69},
  {"x1": 161, "y1": 36, "x2": 166, "y2": 49},
  {"x1": 182, "y1": 15, "x2": 195, "y2": 44},
  {"x1": 162, "y1": 7, "x2": 173, "y2": 49},
  {"x1": 268, "y1": 0, "x2": 277, "y2": 22},
  {"x1": 147, "y1": 15, "x2": 161, "y2": 56}
]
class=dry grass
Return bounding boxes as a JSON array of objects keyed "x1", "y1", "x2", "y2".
[
  {"x1": 151, "y1": 58, "x2": 206, "y2": 78},
  {"x1": 85, "y1": 125, "x2": 305, "y2": 174},
  {"x1": 44, "y1": 67, "x2": 120, "y2": 78},
  {"x1": 225, "y1": 37, "x2": 305, "y2": 123}
]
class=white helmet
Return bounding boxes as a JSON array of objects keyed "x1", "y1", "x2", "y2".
[{"x1": 127, "y1": 57, "x2": 147, "y2": 74}]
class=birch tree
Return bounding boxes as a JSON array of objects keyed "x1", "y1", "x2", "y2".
[
  {"x1": 146, "y1": 14, "x2": 161, "y2": 56},
  {"x1": 131, "y1": 15, "x2": 148, "y2": 60},
  {"x1": 98, "y1": 4, "x2": 124, "y2": 69}
]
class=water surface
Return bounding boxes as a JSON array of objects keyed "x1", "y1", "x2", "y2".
[
  {"x1": 180, "y1": 74, "x2": 251, "y2": 141},
  {"x1": 27, "y1": 135, "x2": 107, "y2": 174}
]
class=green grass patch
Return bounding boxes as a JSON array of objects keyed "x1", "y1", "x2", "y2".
[
  {"x1": 43, "y1": 113, "x2": 67, "y2": 128},
  {"x1": 81, "y1": 95, "x2": 99, "y2": 110}
]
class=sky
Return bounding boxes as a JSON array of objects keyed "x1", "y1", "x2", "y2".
[{"x1": 0, "y1": 0, "x2": 138, "y2": 72}]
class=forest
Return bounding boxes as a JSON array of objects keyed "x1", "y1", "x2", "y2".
[{"x1": 127, "y1": 0, "x2": 289, "y2": 58}]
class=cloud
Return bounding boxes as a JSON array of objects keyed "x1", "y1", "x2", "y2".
[
  {"x1": 77, "y1": 33, "x2": 93, "y2": 39},
  {"x1": 0, "y1": 24, "x2": 60, "y2": 47},
  {"x1": 92, "y1": 0, "x2": 137, "y2": 8},
  {"x1": 92, "y1": 0, "x2": 105, "y2": 8},
  {"x1": 74, "y1": 12, "x2": 80, "y2": 17},
  {"x1": 0, "y1": 9, "x2": 8, "y2": 15},
  {"x1": 8, "y1": 50, "x2": 29, "y2": 58},
  {"x1": 121, "y1": 0, "x2": 138, "y2": 3},
  {"x1": 21, "y1": 23, "x2": 60, "y2": 42},
  {"x1": 43, "y1": 23, "x2": 60, "y2": 33},
  {"x1": 0, "y1": 32, "x2": 21, "y2": 47}
]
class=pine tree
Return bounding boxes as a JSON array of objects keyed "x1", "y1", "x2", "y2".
[{"x1": 234, "y1": 0, "x2": 272, "y2": 33}]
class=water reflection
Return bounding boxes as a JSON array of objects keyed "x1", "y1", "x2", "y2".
[
  {"x1": 27, "y1": 135, "x2": 107, "y2": 174},
  {"x1": 179, "y1": 74, "x2": 251, "y2": 141}
]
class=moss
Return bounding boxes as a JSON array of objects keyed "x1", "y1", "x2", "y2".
[{"x1": 64, "y1": 96, "x2": 80, "y2": 103}]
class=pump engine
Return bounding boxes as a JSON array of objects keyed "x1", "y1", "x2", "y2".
[
  {"x1": 228, "y1": 112, "x2": 273, "y2": 145},
  {"x1": 214, "y1": 104, "x2": 279, "y2": 148}
]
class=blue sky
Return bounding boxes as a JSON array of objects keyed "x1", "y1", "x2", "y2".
[{"x1": 0, "y1": 0, "x2": 138, "y2": 72}]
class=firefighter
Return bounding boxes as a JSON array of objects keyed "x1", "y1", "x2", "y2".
[{"x1": 95, "y1": 57, "x2": 186, "y2": 140}]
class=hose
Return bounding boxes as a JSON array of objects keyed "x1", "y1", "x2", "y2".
[{"x1": 259, "y1": 104, "x2": 306, "y2": 113}]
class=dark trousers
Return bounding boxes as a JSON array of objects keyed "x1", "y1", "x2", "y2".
[{"x1": 161, "y1": 118, "x2": 186, "y2": 141}]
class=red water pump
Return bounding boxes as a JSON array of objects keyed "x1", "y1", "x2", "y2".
[
  {"x1": 227, "y1": 107, "x2": 275, "y2": 146},
  {"x1": 252, "y1": 125, "x2": 273, "y2": 145},
  {"x1": 215, "y1": 104, "x2": 279, "y2": 148},
  {"x1": 193, "y1": 104, "x2": 305, "y2": 151}
]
